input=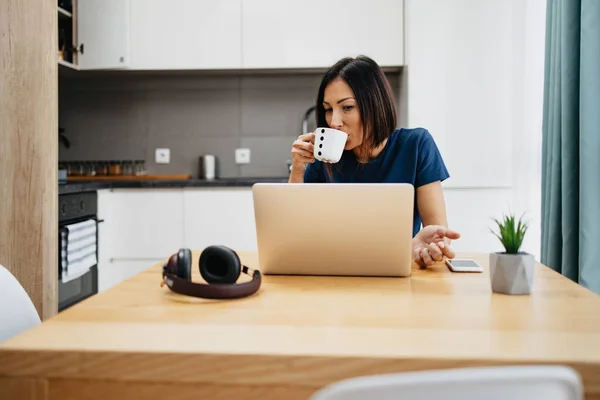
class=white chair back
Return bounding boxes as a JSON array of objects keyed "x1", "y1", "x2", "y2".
[
  {"x1": 310, "y1": 366, "x2": 583, "y2": 400},
  {"x1": 0, "y1": 264, "x2": 41, "y2": 343}
]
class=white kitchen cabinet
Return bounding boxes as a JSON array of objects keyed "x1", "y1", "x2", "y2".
[
  {"x1": 97, "y1": 187, "x2": 257, "y2": 291},
  {"x1": 74, "y1": 0, "x2": 401, "y2": 71},
  {"x1": 97, "y1": 258, "x2": 123, "y2": 293},
  {"x1": 98, "y1": 259, "x2": 160, "y2": 293},
  {"x1": 98, "y1": 188, "x2": 184, "y2": 260},
  {"x1": 77, "y1": 0, "x2": 130, "y2": 70},
  {"x1": 129, "y1": 0, "x2": 242, "y2": 70},
  {"x1": 183, "y1": 188, "x2": 257, "y2": 252},
  {"x1": 96, "y1": 188, "x2": 183, "y2": 291},
  {"x1": 97, "y1": 189, "x2": 117, "y2": 291},
  {"x1": 241, "y1": 0, "x2": 404, "y2": 69}
]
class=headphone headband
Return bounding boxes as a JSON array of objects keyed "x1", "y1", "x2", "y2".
[
  {"x1": 162, "y1": 265, "x2": 261, "y2": 299},
  {"x1": 161, "y1": 247, "x2": 262, "y2": 300}
]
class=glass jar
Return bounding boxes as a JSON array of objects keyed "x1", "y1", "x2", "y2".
[
  {"x1": 71, "y1": 161, "x2": 84, "y2": 176},
  {"x1": 135, "y1": 160, "x2": 147, "y2": 176},
  {"x1": 122, "y1": 160, "x2": 133, "y2": 176},
  {"x1": 108, "y1": 161, "x2": 122, "y2": 176},
  {"x1": 86, "y1": 161, "x2": 96, "y2": 176}
]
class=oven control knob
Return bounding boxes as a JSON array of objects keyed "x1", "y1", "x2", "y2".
[
  {"x1": 60, "y1": 202, "x2": 67, "y2": 216},
  {"x1": 79, "y1": 200, "x2": 85, "y2": 212}
]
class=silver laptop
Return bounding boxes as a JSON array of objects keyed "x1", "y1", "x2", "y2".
[{"x1": 251, "y1": 183, "x2": 414, "y2": 277}]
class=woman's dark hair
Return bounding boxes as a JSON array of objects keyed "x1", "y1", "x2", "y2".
[{"x1": 315, "y1": 55, "x2": 397, "y2": 165}]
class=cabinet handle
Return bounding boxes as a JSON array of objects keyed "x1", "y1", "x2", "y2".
[{"x1": 72, "y1": 43, "x2": 84, "y2": 55}]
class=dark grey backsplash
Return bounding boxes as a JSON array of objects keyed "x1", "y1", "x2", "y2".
[{"x1": 58, "y1": 71, "x2": 402, "y2": 178}]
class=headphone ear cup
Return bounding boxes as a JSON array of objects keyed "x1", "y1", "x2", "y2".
[
  {"x1": 177, "y1": 248, "x2": 192, "y2": 281},
  {"x1": 199, "y1": 245, "x2": 241, "y2": 284}
]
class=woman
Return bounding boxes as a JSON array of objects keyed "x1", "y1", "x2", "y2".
[{"x1": 288, "y1": 55, "x2": 460, "y2": 267}]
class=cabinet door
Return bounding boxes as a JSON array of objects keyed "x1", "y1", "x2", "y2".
[
  {"x1": 97, "y1": 258, "x2": 123, "y2": 293},
  {"x1": 97, "y1": 189, "x2": 117, "y2": 291},
  {"x1": 242, "y1": 0, "x2": 404, "y2": 69},
  {"x1": 183, "y1": 188, "x2": 257, "y2": 252},
  {"x1": 77, "y1": 0, "x2": 130, "y2": 69},
  {"x1": 98, "y1": 259, "x2": 160, "y2": 292},
  {"x1": 129, "y1": 0, "x2": 242, "y2": 70},
  {"x1": 105, "y1": 189, "x2": 184, "y2": 259}
]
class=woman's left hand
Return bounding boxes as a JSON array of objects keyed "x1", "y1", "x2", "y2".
[{"x1": 412, "y1": 225, "x2": 460, "y2": 267}]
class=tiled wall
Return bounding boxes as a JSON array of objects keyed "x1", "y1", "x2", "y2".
[{"x1": 58, "y1": 70, "x2": 403, "y2": 178}]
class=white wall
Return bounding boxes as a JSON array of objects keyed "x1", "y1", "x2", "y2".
[{"x1": 404, "y1": 0, "x2": 546, "y2": 259}]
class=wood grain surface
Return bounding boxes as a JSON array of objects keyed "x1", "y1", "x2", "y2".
[
  {"x1": 1, "y1": 252, "x2": 599, "y2": 399},
  {"x1": 0, "y1": 0, "x2": 58, "y2": 320}
]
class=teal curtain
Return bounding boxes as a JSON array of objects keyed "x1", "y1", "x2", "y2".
[{"x1": 541, "y1": 0, "x2": 600, "y2": 293}]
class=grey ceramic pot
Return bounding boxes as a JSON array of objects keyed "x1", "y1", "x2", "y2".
[{"x1": 489, "y1": 252, "x2": 535, "y2": 295}]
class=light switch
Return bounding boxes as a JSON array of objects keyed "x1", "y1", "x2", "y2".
[
  {"x1": 155, "y1": 148, "x2": 170, "y2": 164},
  {"x1": 235, "y1": 148, "x2": 250, "y2": 164}
]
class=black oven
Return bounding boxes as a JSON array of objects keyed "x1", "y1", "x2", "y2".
[{"x1": 58, "y1": 190, "x2": 100, "y2": 311}]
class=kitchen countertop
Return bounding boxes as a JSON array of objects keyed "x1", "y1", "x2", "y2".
[
  {"x1": 58, "y1": 177, "x2": 290, "y2": 195},
  {"x1": 1, "y1": 251, "x2": 600, "y2": 399}
]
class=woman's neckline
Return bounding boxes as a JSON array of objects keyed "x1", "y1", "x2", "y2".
[{"x1": 353, "y1": 129, "x2": 399, "y2": 164}]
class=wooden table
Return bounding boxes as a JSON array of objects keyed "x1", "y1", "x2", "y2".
[{"x1": 1, "y1": 252, "x2": 600, "y2": 399}]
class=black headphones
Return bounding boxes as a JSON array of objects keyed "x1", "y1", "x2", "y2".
[{"x1": 161, "y1": 245, "x2": 261, "y2": 299}]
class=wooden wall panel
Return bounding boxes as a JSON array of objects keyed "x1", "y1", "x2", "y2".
[{"x1": 0, "y1": 0, "x2": 58, "y2": 319}]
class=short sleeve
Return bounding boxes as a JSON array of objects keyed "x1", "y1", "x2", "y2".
[
  {"x1": 415, "y1": 130, "x2": 450, "y2": 187},
  {"x1": 303, "y1": 161, "x2": 325, "y2": 183}
]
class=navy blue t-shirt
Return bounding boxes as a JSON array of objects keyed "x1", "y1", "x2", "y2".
[{"x1": 304, "y1": 128, "x2": 450, "y2": 237}]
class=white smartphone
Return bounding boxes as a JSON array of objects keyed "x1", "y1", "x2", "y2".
[{"x1": 445, "y1": 258, "x2": 483, "y2": 273}]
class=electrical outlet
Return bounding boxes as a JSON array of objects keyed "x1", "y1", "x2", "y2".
[
  {"x1": 155, "y1": 148, "x2": 170, "y2": 164},
  {"x1": 235, "y1": 148, "x2": 251, "y2": 164}
]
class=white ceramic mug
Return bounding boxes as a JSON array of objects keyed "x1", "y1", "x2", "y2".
[{"x1": 313, "y1": 128, "x2": 348, "y2": 163}]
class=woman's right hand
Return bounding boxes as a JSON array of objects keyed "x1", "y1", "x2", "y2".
[{"x1": 290, "y1": 132, "x2": 315, "y2": 174}]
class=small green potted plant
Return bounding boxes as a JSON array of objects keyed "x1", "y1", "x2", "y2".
[{"x1": 489, "y1": 212, "x2": 534, "y2": 295}]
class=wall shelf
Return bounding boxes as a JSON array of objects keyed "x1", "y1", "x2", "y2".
[{"x1": 58, "y1": 1, "x2": 78, "y2": 70}]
